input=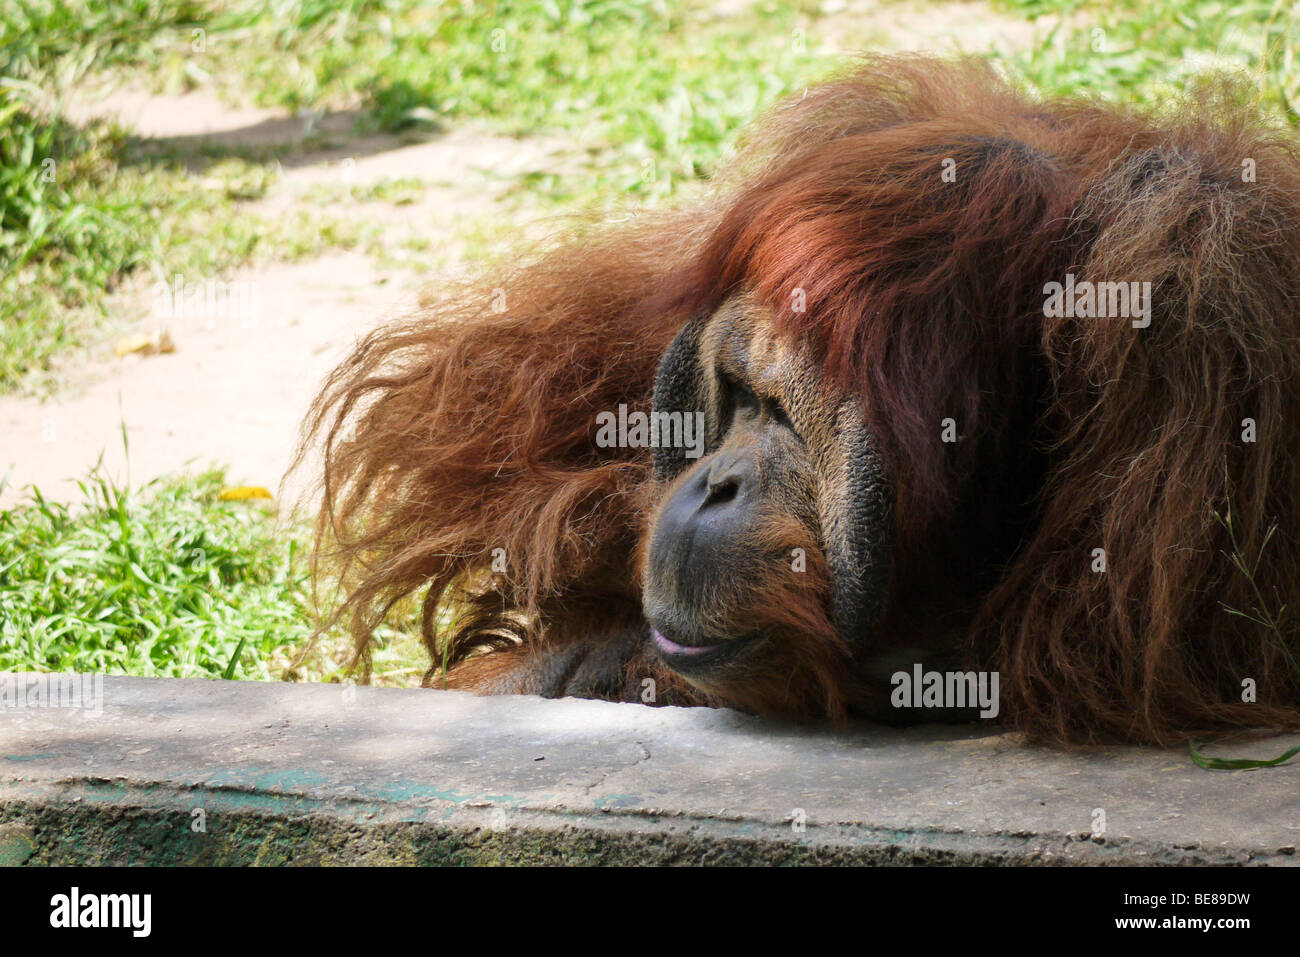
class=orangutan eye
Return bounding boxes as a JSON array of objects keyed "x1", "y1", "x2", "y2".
[
  {"x1": 767, "y1": 396, "x2": 795, "y2": 432},
  {"x1": 728, "y1": 376, "x2": 762, "y2": 416},
  {"x1": 722, "y1": 371, "x2": 798, "y2": 438}
]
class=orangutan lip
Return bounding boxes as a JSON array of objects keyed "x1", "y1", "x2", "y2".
[
  {"x1": 650, "y1": 629, "x2": 758, "y2": 671},
  {"x1": 651, "y1": 629, "x2": 720, "y2": 657}
]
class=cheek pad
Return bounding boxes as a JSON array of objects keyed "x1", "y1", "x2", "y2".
[
  {"x1": 651, "y1": 314, "x2": 715, "y2": 482},
  {"x1": 816, "y1": 402, "x2": 894, "y2": 649}
]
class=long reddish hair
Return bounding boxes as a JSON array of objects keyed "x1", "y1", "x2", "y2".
[{"x1": 302, "y1": 56, "x2": 1300, "y2": 744}]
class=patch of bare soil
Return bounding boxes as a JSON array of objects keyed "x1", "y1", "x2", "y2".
[{"x1": 0, "y1": 91, "x2": 576, "y2": 510}]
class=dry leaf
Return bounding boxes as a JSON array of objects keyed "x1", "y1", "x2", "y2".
[
  {"x1": 114, "y1": 331, "x2": 176, "y2": 357},
  {"x1": 114, "y1": 334, "x2": 153, "y2": 357}
]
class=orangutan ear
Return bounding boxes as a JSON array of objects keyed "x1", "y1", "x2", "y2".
[{"x1": 651, "y1": 313, "x2": 714, "y2": 482}]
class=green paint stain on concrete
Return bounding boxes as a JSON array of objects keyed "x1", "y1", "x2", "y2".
[{"x1": 593, "y1": 794, "x2": 643, "y2": 810}]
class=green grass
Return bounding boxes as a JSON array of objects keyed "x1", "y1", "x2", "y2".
[
  {"x1": 221, "y1": 0, "x2": 831, "y2": 200},
  {"x1": 0, "y1": 460, "x2": 423, "y2": 682},
  {"x1": 0, "y1": 464, "x2": 309, "y2": 678},
  {"x1": 990, "y1": 0, "x2": 1300, "y2": 121}
]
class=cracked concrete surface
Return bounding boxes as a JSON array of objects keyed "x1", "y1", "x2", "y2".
[{"x1": 1, "y1": 674, "x2": 1298, "y2": 865}]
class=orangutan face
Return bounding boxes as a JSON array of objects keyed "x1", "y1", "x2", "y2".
[{"x1": 640, "y1": 293, "x2": 893, "y2": 713}]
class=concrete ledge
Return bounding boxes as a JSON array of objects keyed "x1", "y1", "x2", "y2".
[{"x1": 1, "y1": 674, "x2": 1298, "y2": 865}]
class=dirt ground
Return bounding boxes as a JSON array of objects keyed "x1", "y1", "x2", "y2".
[
  {"x1": 0, "y1": 97, "x2": 574, "y2": 509},
  {"x1": 0, "y1": 0, "x2": 1042, "y2": 511}
]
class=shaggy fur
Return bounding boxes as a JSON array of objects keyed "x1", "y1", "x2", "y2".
[{"x1": 301, "y1": 55, "x2": 1300, "y2": 745}]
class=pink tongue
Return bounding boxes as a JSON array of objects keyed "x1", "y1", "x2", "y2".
[{"x1": 652, "y1": 629, "x2": 713, "y2": 656}]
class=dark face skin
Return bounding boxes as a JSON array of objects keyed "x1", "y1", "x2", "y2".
[{"x1": 640, "y1": 293, "x2": 896, "y2": 712}]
